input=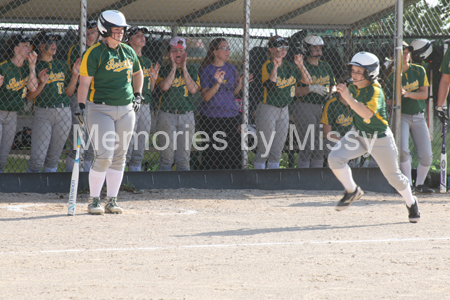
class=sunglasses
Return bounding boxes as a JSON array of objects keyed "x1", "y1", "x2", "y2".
[
  {"x1": 218, "y1": 46, "x2": 230, "y2": 51},
  {"x1": 275, "y1": 45, "x2": 289, "y2": 52}
]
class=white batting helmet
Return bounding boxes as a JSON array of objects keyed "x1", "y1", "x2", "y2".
[
  {"x1": 410, "y1": 39, "x2": 434, "y2": 62},
  {"x1": 97, "y1": 10, "x2": 129, "y2": 39},
  {"x1": 347, "y1": 52, "x2": 380, "y2": 81},
  {"x1": 302, "y1": 35, "x2": 325, "y2": 57}
]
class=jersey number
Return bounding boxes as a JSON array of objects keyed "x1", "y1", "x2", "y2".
[
  {"x1": 184, "y1": 86, "x2": 188, "y2": 97},
  {"x1": 21, "y1": 88, "x2": 27, "y2": 98},
  {"x1": 57, "y1": 82, "x2": 64, "y2": 94},
  {"x1": 290, "y1": 86, "x2": 295, "y2": 97},
  {"x1": 127, "y1": 70, "x2": 132, "y2": 83}
]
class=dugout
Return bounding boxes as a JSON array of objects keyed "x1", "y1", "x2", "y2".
[{"x1": 0, "y1": 0, "x2": 448, "y2": 193}]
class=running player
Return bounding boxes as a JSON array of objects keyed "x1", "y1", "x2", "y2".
[
  {"x1": 26, "y1": 31, "x2": 80, "y2": 173},
  {"x1": 126, "y1": 26, "x2": 160, "y2": 171},
  {"x1": 0, "y1": 34, "x2": 39, "y2": 173},
  {"x1": 156, "y1": 37, "x2": 199, "y2": 171},
  {"x1": 385, "y1": 41, "x2": 433, "y2": 193},
  {"x1": 253, "y1": 36, "x2": 311, "y2": 169},
  {"x1": 328, "y1": 52, "x2": 420, "y2": 223},
  {"x1": 75, "y1": 10, "x2": 143, "y2": 215},
  {"x1": 65, "y1": 20, "x2": 99, "y2": 172},
  {"x1": 291, "y1": 35, "x2": 336, "y2": 168}
]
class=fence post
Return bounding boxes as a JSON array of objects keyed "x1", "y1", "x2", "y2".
[{"x1": 241, "y1": 0, "x2": 251, "y2": 169}]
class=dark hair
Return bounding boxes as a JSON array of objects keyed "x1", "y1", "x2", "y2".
[
  {"x1": 199, "y1": 37, "x2": 227, "y2": 71},
  {"x1": 4, "y1": 34, "x2": 31, "y2": 60},
  {"x1": 267, "y1": 35, "x2": 282, "y2": 59}
]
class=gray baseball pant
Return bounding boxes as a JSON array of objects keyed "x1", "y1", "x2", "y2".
[
  {"x1": 400, "y1": 113, "x2": 432, "y2": 167},
  {"x1": 157, "y1": 111, "x2": 194, "y2": 171},
  {"x1": 291, "y1": 101, "x2": 324, "y2": 168},
  {"x1": 86, "y1": 102, "x2": 135, "y2": 172},
  {"x1": 328, "y1": 128, "x2": 409, "y2": 191},
  {"x1": 0, "y1": 111, "x2": 17, "y2": 172},
  {"x1": 27, "y1": 106, "x2": 72, "y2": 172},
  {"x1": 126, "y1": 103, "x2": 151, "y2": 171},
  {"x1": 254, "y1": 103, "x2": 289, "y2": 169}
]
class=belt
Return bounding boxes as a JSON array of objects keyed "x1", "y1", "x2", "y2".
[
  {"x1": 358, "y1": 131, "x2": 387, "y2": 139},
  {"x1": 162, "y1": 109, "x2": 192, "y2": 115},
  {"x1": 41, "y1": 103, "x2": 67, "y2": 109}
]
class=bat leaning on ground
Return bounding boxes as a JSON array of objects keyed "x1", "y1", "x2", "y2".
[
  {"x1": 440, "y1": 117, "x2": 447, "y2": 193},
  {"x1": 68, "y1": 133, "x2": 82, "y2": 215}
]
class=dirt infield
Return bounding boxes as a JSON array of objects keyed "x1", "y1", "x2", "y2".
[{"x1": 1, "y1": 188, "x2": 449, "y2": 299}]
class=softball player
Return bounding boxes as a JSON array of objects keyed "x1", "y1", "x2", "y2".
[
  {"x1": 126, "y1": 26, "x2": 160, "y2": 171},
  {"x1": 385, "y1": 41, "x2": 433, "y2": 193},
  {"x1": 156, "y1": 37, "x2": 199, "y2": 171},
  {"x1": 65, "y1": 20, "x2": 99, "y2": 172},
  {"x1": 26, "y1": 31, "x2": 80, "y2": 173},
  {"x1": 254, "y1": 36, "x2": 311, "y2": 169},
  {"x1": 328, "y1": 52, "x2": 420, "y2": 223},
  {"x1": 436, "y1": 41, "x2": 450, "y2": 123},
  {"x1": 0, "y1": 35, "x2": 39, "y2": 173},
  {"x1": 75, "y1": 10, "x2": 143, "y2": 215},
  {"x1": 291, "y1": 35, "x2": 336, "y2": 168},
  {"x1": 321, "y1": 92, "x2": 353, "y2": 150}
]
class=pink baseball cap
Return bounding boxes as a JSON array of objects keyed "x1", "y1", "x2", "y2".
[{"x1": 169, "y1": 37, "x2": 186, "y2": 49}]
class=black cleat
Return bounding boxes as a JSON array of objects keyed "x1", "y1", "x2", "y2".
[
  {"x1": 406, "y1": 197, "x2": 421, "y2": 223},
  {"x1": 415, "y1": 184, "x2": 434, "y2": 194},
  {"x1": 335, "y1": 186, "x2": 364, "y2": 211}
]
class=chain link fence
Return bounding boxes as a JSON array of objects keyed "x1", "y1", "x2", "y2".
[{"x1": 0, "y1": 0, "x2": 449, "y2": 184}]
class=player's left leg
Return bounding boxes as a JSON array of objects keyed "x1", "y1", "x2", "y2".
[
  {"x1": 0, "y1": 111, "x2": 17, "y2": 172},
  {"x1": 369, "y1": 128, "x2": 419, "y2": 222},
  {"x1": 44, "y1": 107, "x2": 71, "y2": 172},
  {"x1": 267, "y1": 106, "x2": 288, "y2": 169},
  {"x1": 174, "y1": 111, "x2": 195, "y2": 171},
  {"x1": 410, "y1": 113, "x2": 433, "y2": 193}
]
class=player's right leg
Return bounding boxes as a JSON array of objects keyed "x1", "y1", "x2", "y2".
[
  {"x1": 157, "y1": 111, "x2": 177, "y2": 171},
  {"x1": 0, "y1": 111, "x2": 17, "y2": 172},
  {"x1": 267, "y1": 106, "x2": 288, "y2": 169},
  {"x1": 27, "y1": 107, "x2": 53, "y2": 172},
  {"x1": 254, "y1": 103, "x2": 276, "y2": 169}
]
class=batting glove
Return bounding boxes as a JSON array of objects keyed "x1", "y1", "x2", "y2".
[
  {"x1": 74, "y1": 103, "x2": 86, "y2": 125},
  {"x1": 309, "y1": 85, "x2": 328, "y2": 96},
  {"x1": 133, "y1": 93, "x2": 144, "y2": 113},
  {"x1": 436, "y1": 106, "x2": 449, "y2": 122}
]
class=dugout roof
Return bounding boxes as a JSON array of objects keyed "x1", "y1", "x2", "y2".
[{"x1": 0, "y1": 0, "x2": 420, "y2": 30}]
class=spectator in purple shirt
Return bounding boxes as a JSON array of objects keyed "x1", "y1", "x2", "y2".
[{"x1": 199, "y1": 38, "x2": 252, "y2": 169}]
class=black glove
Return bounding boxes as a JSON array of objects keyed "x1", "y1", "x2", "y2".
[
  {"x1": 74, "y1": 103, "x2": 86, "y2": 125},
  {"x1": 133, "y1": 92, "x2": 144, "y2": 113},
  {"x1": 436, "y1": 106, "x2": 449, "y2": 123}
]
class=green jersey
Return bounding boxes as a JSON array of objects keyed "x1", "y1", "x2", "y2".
[
  {"x1": 80, "y1": 42, "x2": 141, "y2": 106},
  {"x1": 385, "y1": 63, "x2": 429, "y2": 115},
  {"x1": 299, "y1": 60, "x2": 335, "y2": 105},
  {"x1": 440, "y1": 47, "x2": 450, "y2": 75},
  {"x1": 138, "y1": 55, "x2": 154, "y2": 104},
  {"x1": 34, "y1": 59, "x2": 71, "y2": 108},
  {"x1": 157, "y1": 65, "x2": 199, "y2": 113},
  {"x1": 321, "y1": 95, "x2": 353, "y2": 137},
  {"x1": 261, "y1": 60, "x2": 302, "y2": 108},
  {"x1": 0, "y1": 60, "x2": 30, "y2": 111},
  {"x1": 349, "y1": 82, "x2": 389, "y2": 137}
]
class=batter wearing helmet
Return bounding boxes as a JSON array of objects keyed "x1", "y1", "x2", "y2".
[
  {"x1": 384, "y1": 41, "x2": 433, "y2": 194},
  {"x1": 65, "y1": 20, "x2": 99, "y2": 172},
  {"x1": 75, "y1": 10, "x2": 143, "y2": 214},
  {"x1": 126, "y1": 26, "x2": 160, "y2": 172},
  {"x1": 26, "y1": 31, "x2": 81, "y2": 173},
  {"x1": 291, "y1": 35, "x2": 336, "y2": 168},
  {"x1": 0, "y1": 34, "x2": 39, "y2": 173},
  {"x1": 328, "y1": 52, "x2": 420, "y2": 223}
]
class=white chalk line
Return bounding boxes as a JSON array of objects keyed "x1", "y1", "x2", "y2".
[{"x1": 1, "y1": 236, "x2": 449, "y2": 256}]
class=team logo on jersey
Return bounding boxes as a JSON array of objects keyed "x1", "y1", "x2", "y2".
[
  {"x1": 311, "y1": 75, "x2": 330, "y2": 86},
  {"x1": 276, "y1": 76, "x2": 296, "y2": 89},
  {"x1": 404, "y1": 80, "x2": 419, "y2": 92},
  {"x1": 6, "y1": 78, "x2": 28, "y2": 91},
  {"x1": 105, "y1": 59, "x2": 133, "y2": 72},
  {"x1": 336, "y1": 114, "x2": 353, "y2": 126},
  {"x1": 47, "y1": 71, "x2": 65, "y2": 83},
  {"x1": 172, "y1": 76, "x2": 186, "y2": 87}
]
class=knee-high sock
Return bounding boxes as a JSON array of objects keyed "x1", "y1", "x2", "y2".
[
  {"x1": 89, "y1": 169, "x2": 106, "y2": 198},
  {"x1": 331, "y1": 164, "x2": 357, "y2": 193},
  {"x1": 398, "y1": 185, "x2": 415, "y2": 207},
  {"x1": 415, "y1": 163, "x2": 430, "y2": 186},
  {"x1": 106, "y1": 168, "x2": 124, "y2": 198},
  {"x1": 399, "y1": 160, "x2": 412, "y2": 186}
]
